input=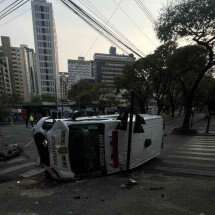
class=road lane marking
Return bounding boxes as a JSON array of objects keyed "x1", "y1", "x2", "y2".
[
  {"x1": 0, "y1": 162, "x2": 36, "y2": 175},
  {"x1": 177, "y1": 148, "x2": 215, "y2": 152},
  {"x1": 20, "y1": 168, "x2": 45, "y2": 178},
  {"x1": 23, "y1": 139, "x2": 34, "y2": 148},
  {"x1": 6, "y1": 157, "x2": 26, "y2": 164},
  {"x1": 173, "y1": 151, "x2": 215, "y2": 157},
  {"x1": 167, "y1": 155, "x2": 215, "y2": 161},
  {"x1": 154, "y1": 166, "x2": 215, "y2": 177}
]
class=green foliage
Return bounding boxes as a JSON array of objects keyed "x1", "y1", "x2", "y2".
[
  {"x1": 31, "y1": 96, "x2": 42, "y2": 104},
  {"x1": 167, "y1": 45, "x2": 209, "y2": 94},
  {"x1": 68, "y1": 80, "x2": 101, "y2": 107},
  {"x1": 156, "y1": 0, "x2": 215, "y2": 42},
  {"x1": 115, "y1": 42, "x2": 178, "y2": 114},
  {"x1": 0, "y1": 94, "x2": 22, "y2": 121},
  {"x1": 156, "y1": 0, "x2": 215, "y2": 129},
  {"x1": 146, "y1": 42, "x2": 178, "y2": 113},
  {"x1": 115, "y1": 62, "x2": 151, "y2": 113},
  {"x1": 196, "y1": 76, "x2": 215, "y2": 113},
  {"x1": 167, "y1": 45, "x2": 210, "y2": 129},
  {"x1": 41, "y1": 95, "x2": 57, "y2": 102}
]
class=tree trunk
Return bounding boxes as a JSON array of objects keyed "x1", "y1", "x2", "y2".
[
  {"x1": 156, "y1": 100, "x2": 163, "y2": 115},
  {"x1": 136, "y1": 98, "x2": 146, "y2": 113},
  {"x1": 182, "y1": 98, "x2": 193, "y2": 130},
  {"x1": 171, "y1": 105, "x2": 175, "y2": 118}
]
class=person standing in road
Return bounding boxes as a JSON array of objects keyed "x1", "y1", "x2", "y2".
[{"x1": 29, "y1": 114, "x2": 34, "y2": 127}]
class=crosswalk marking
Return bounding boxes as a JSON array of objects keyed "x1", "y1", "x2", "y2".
[
  {"x1": 180, "y1": 146, "x2": 215, "y2": 150},
  {"x1": 182, "y1": 144, "x2": 215, "y2": 148},
  {"x1": 177, "y1": 148, "x2": 215, "y2": 152},
  {"x1": 156, "y1": 166, "x2": 215, "y2": 177},
  {"x1": 199, "y1": 139, "x2": 215, "y2": 142},
  {"x1": 167, "y1": 155, "x2": 215, "y2": 161},
  {"x1": 154, "y1": 135, "x2": 215, "y2": 176},
  {"x1": 173, "y1": 151, "x2": 215, "y2": 157},
  {"x1": 0, "y1": 162, "x2": 36, "y2": 176},
  {"x1": 161, "y1": 160, "x2": 215, "y2": 169}
]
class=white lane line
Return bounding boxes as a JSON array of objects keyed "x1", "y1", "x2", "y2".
[
  {"x1": 182, "y1": 145, "x2": 215, "y2": 149},
  {"x1": 20, "y1": 168, "x2": 45, "y2": 178},
  {"x1": 198, "y1": 140, "x2": 215, "y2": 142},
  {"x1": 0, "y1": 162, "x2": 36, "y2": 175},
  {"x1": 185, "y1": 144, "x2": 215, "y2": 148},
  {"x1": 187, "y1": 142, "x2": 215, "y2": 146},
  {"x1": 23, "y1": 139, "x2": 34, "y2": 148},
  {"x1": 167, "y1": 155, "x2": 215, "y2": 162},
  {"x1": 6, "y1": 157, "x2": 26, "y2": 164},
  {"x1": 155, "y1": 166, "x2": 215, "y2": 177},
  {"x1": 177, "y1": 148, "x2": 215, "y2": 152},
  {"x1": 173, "y1": 151, "x2": 215, "y2": 157}
]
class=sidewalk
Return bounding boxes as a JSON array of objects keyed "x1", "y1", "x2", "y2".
[
  {"x1": 0, "y1": 123, "x2": 32, "y2": 148},
  {"x1": 164, "y1": 113, "x2": 207, "y2": 135},
  {"x1": 0, "y1": 124, "x2": 38, "y2": 161}
]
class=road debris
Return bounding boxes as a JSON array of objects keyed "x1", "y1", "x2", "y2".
[{"x1": 120, "y1": 178, "x2": 138, "y2": 189}]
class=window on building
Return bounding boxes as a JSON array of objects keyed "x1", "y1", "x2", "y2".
[{"x1": 40, "y1": 6, "x2": 44, "y2": 12}]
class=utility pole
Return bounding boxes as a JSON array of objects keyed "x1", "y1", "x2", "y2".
[{"x1": 126, "y1": 90, "x2": 134, "y2": 171}]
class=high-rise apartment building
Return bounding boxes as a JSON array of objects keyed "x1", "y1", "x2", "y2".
[
  {"x1": 11, "y1": 46, "x2": 25, "y2": 99},
  {"x1": 68, "y1": 57, "x2": 93, "y2": 88},
  {"x1": 0, "y1": 36, "x2": 38, "y2": 102},
  {"x1": 0, "y1": 51, "x2": 12, "y2": 96},
  {"x1": 20, "y1": 45, "x2": 39, "y2": 102},
  {"x1": 94, "y1": 47, "x2": 135, "y2": 89},
  {"x1": 0, "y1": 36, "x2": 15, "y2": 95},
  {"x1": 31, "y1": 0, "x2": 59, "y2": 99}
]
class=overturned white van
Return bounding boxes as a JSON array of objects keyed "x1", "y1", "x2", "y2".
[{"x1": 39, "y1": 114, "x2": 164, "y2": 180}]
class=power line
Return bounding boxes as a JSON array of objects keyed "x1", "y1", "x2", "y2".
[
  {"x1": 80, "y1": 0, "x2": 124, "y2": 57},
  {"x1": 80, "y1": 0, "x2": 144, "y2": 56},
  {"x1": 0, "y1": 7, "x2": 30, "y2": 26},
  {"x1": 61, "y1": 0, "x2": 129, "y2": 55},
  {"x1": 112, "y1": 0, "x2": 158, "y2": 46},
  {"x1": 0, "y1": 0, "x2": 30, "y2": 21},
  {"x1": 0, "y1": 0, "x2": 22, "y2": 16},
  {"x1": 61, "y1": 0, "x2": 144, "y2": 57},
  {"x1": 133, "y1": 0, "x2": 156, "y2": 25}
]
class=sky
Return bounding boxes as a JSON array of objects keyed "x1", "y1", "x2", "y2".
[{"x1": 0, "y1": 0, "x2": 169, "y2": 72}]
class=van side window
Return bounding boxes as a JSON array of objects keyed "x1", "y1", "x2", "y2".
[{"x1": 133, "y1": 114, "x2": 145, "y2": 133}]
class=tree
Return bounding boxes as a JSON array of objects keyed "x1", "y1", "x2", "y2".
[
  {"x1": 115, "y1": 62, "x2": 151, "y2": 113},
  {"x1": 195, "y1": 76, "x2": 215, "y2": 114},
  {"x1": 31, "y1": 96, "x2": 42, "y2": 104},
  {"x1": 68, "y1": 80, "x2": 101, "y2": 108},
  {"x1": 0, "y1": 94, "x2": 22, "y2": 121},
  {"x1": 146, "y1": 41, "x2": 177, "y2": 114},
  {"x1": 115, "y1": 42, "x2": 178, "y2": 115},
  {"x1": 156, "y1": 0, "x2": 215, "y2": 129},
  {"x1": 167, "y1": 45, "x2": 209, "y2": 129},
  {"x1": 41, "y1": 95, "x2": 57, "y2": 103}
]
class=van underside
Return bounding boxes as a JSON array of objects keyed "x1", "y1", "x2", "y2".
[{"x1": 68, "y1": 124, "x2": 106, "y2": 177}]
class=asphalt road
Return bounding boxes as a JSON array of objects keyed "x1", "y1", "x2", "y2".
[{"x1": 1, "y1": 118, "x2": 215, "y2": 214}]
